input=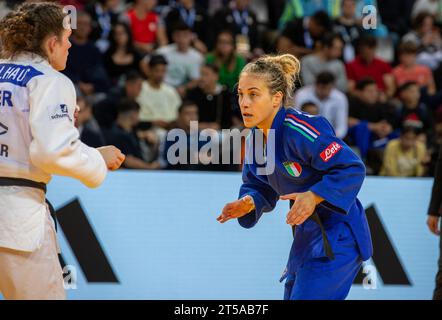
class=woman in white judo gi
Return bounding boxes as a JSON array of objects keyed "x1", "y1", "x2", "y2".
[{"x1": 0, "y1": 2, "x2": 125, "y2": 299}]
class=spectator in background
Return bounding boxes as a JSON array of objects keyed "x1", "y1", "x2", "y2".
[
  {"x1": 103, "y1": 22, "x2": 143, "y2": 85},
  {"x1": 412, "y1": 0, "x2": 442, "y2": 22},
  {"x1": 412, "y1": 0, "x2": 442, "y2": 28},
  {"x1": 277, "y1": 10, "x2": 332, "y2": 58},
  {"x1": 136, "y1": 121, "x2": 162, "y2": 163},
  {"x1": 211, "y1": 0, "x2": 261, "y2": 58},
  {"x1": 161, "y1": 99, "x2": 235, "y2": 171},
  {"x1": 104, "y1": 99, "x2": 159, "y2": 169},
  {"x1": 85, "y1": 0, "x2": 121, "y2": 53},
  {"x1": 155, "y1": 22, "x2": 203, "y2": 96},
  {"x1": 161, "y1": 101, "x2": 202, "y2": 170},
  {"x1": 377, "y1": 0, "x2": 414, "y2": 40},
  {"x1": 348, "y1": 78, "x2": 397, "y2": 135},
  {"x1": 164, "y1": 0, "x2": 208, "y2": 54},
  {"x1": 206, "y1": 30, "x2": 246, "y2": 91},
  {"x1": 76, "y1": 96, "x2": 106, "y2": 148},
  {"x1": 301, "y1": 32, "x2": 348, "y2": 92},
  {"x1": 63, "y1": 11, "x2": 111, "y2": 96},
  {"x1": 137, "y1": 54, "x2": 182, "y2": 129},
  {"x1": 299, "y1": 101, "x2": 320, "y2": 115},
  {"x1": 404, "y1": 11, "x2": 442, "y2": 46},
  {"x1": 380, "y1": 126, "x2": 427, "y2": 177},
  {"x1": 333, "y1": 0, "x2": 364, "y2": 63},
  {"x1": 396, "y1": 81, "x2": 433, "y2": 143},
  {"x1": 294, "y1": 71, "x2": 349, "y2": 138},
  {"x1": 277, "y1": 0, "x2": 388, "y2": 38},
  {"x1": 266, "y1": 0, "x2": 286, "y2": 30},
  {"x1": 186, "y1": 64, "x2": 233, "y2": 130},
  {"x1": 93, "y1": 70, "x2": 144, "y2": 129},
  {"x1": 346, "y1": 36, "x2": 395, "y2": 100},
  {"x1": 347, "y1": 78, "x2": 398, "y2": 172},
  {"x1": 278, "y1": 0, "x2": 341, "y2": 30},
  {"x1": 403, "y1": 12, "x2": 442, "y2": 70},
  {"x1": 158, "y1": 0, "x2": 175, "y2": 6},
  {"x1": 124, "y1": 0, "x2": 168, "y2": 55},
  {"x1": 393, "y1": 41, "x2": 436, "y2": 95}
]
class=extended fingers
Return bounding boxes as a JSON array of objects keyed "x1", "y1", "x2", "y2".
[
  {"x1": 217, "y1": 204, "x2": 234, "y2": 223},
  {"x1": 286, "y1": 202, "x2": 302, "y2": 225},
  {"x1": 286, "y1": 202, "x2": 313, "y2": 226},
  {"x1": 286, "y1": 207, "x2": 297, "y2": 225},
  {"x1": 292, "y1": 210, "x2": 310, "y2": 225}
]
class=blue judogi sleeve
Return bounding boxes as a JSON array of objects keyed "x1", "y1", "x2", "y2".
[
  {"x1": 287, "y1": 115, "x2": 366, "y2": 214},
  {"x1": 237, "y1": 130, "x2": 279, "y2": 228},
  {"x1": 237, "y1": 162, "x2": 279, "y2": 228}
]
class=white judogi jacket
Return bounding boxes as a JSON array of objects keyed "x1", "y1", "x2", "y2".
[{"x1": 0, "y1": 53, "x2": 107, "y2": 252}]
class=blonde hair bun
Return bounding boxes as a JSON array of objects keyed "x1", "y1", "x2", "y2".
[{"x1": 241, "y1": 54, "x2": 301, "y2": 105}]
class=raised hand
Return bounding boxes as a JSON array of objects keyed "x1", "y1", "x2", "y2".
[
  {"x1": 280, "y1": 191, "x2": 324, "y2": 226},
  {"x1": 217, "y1": 195, "x2": 255, "y2": 224}
]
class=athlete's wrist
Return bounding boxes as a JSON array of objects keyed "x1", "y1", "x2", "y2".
[
  {"x1": 241, "y1": 195, "x2": 255, "y2": 212},
  {"x1": 309, "y1": 191, "x2": 324, "y2": 205}
]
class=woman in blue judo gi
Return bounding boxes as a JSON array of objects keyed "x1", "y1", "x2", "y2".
[{"x1": 217, "y1": 54, "x2": 373, "y2": 300}]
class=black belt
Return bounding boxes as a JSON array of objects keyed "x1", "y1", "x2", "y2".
[
  {"x1": 0, "y1": 177, "x2": 57, "y2": 231},
  {"x1": 290, "y1": 200, "x2": 335, "y2": 260},
  {"x1": 0, "y1": 177, "x2": 47, "y2": 193}
]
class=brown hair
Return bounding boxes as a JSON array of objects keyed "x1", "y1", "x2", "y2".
[
  {"x1": 413, "y1": 11, "x2": 433, "y2": 30},
  {"x1": 240, "y1": 54, "x2": 300, "y2": 105},
  {"x1": 0, "y1": 2, "x2": 67, "y2": 59},
  {"x1": 398, "y1": 41, "x2": 418, "y2": 55},
  {"x1": 214, "y1": 30, "x2": 237, "y2": 72}
]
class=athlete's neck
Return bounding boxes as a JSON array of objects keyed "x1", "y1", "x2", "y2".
[{"x1": 257, "y1": 106, "x2": 281, "y2": 140}]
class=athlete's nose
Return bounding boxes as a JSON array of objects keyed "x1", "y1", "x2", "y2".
[{"x1": 239, "y1": 95, "x2": 251, "y2": 109}]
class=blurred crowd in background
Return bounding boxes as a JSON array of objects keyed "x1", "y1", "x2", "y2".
[{"x1": 2, "y1": 0, "x2": 442, "y2": 176}]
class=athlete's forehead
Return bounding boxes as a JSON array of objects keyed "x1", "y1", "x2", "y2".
[{"x1": 238, "y1": 73, "x2": 267, "y2": 91}]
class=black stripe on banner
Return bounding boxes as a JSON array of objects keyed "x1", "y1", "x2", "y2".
[
  {"x1": 56, "y1": 198, "x2": 119, "y2": 283},
  {"x1": 364, "y1": 205, "x2": 411, "y2": 285}
]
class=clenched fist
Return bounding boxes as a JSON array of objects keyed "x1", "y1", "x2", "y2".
[{"x1": 97, "y1": 146, "x2": 125, "y2": 171}]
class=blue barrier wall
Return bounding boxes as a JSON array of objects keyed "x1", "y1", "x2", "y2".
[{"x1": 43, "y1": 171, "x2": 438, "y2": 300}]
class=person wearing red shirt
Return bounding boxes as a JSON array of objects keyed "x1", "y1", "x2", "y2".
[
  {"x1": 393, "y1": 41, "x2": 436, "y2": 95},
  {"x1": 346, "y1": 36, "x2": 395, "y2": 101},
  {"x1": 124, "y1": 0, "x2": 168, "y2": 55}
]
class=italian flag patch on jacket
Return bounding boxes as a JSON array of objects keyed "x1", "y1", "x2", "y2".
[{"x1": 283, "y1": 161, "x2": 302, "y2": 177}]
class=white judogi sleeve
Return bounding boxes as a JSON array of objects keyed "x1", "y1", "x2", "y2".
[{"x1": 28, "y1": 73, "x2": 107, "y2": 188}]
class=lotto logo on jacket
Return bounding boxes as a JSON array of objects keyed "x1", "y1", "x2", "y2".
[{"x1": 320, "y1": 142, "x2": 342, "y2": 162}]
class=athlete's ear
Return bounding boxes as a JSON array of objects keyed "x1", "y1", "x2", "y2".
[
  {"x1": 43, "y1": 35, "x2": 59, "y2": 59},
  {"x1": 272, "y1": 91, "x2": 283, "y2": 108}
]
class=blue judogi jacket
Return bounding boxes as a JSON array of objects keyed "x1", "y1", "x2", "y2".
[{"x1": 238, "y1": 107, "x2": 373, "y2": 277}]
